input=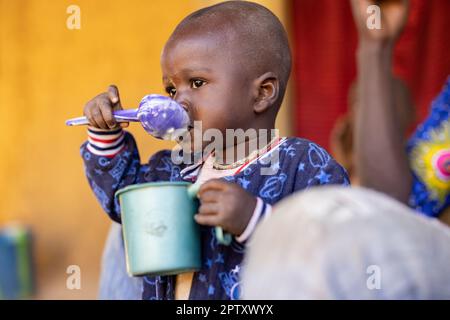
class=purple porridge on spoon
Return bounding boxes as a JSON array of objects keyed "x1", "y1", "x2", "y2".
[{"x1": 66, "y1": 94, "x2": 190, "y2": 140}]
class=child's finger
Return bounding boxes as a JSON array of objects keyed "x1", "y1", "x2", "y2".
[
  {"x1": 84, "y1": 106, "x2": 98, "y2": 128},
  {"x1": 92, "y1": 102, "x2": 109, "y2": 129},
  {"x1": 98, "y1": 99, "x2": 117, "y2": 129},
  {"x1": 194, "y1": 213, "x2": 220, "y2": 227},
  {"x1": 198, "y1": 202, "x2": 219, "y2": 215},
  {"x1": 107, "y1": 85, "x2": 122, "y2": 110},
  {"x1": 198, "y1": 189, "x2": 220, "y2": 203},
  {"x1": 198, "y1": 179, "x2": 227, "y2": 196},
  {"x1": 84, "y1": 101, "x2": 100, "y2": 128}
]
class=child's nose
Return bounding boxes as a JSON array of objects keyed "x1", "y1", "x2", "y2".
[
  {"x1": 177, "y1": 100, "x2": 189, "y2": 112},
  {"x1": 175, "y1": 97, "x2": 193, "y2": 121},
  {"x1": 174, "y1": 93, "x2": 190, "y2": 112}
]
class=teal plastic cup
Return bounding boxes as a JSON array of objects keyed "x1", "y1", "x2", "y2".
[{"x1": 116, "y1": 181, "x2": 201, "y2": 276}]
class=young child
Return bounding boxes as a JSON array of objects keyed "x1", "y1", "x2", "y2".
[{"x1": 80, "y1": 1, "x2": 349, "y2": 300}]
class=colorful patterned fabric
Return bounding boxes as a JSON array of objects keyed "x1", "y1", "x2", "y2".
[{"x1": 407, "y1": 77, "x2": 450, "y2": 217}]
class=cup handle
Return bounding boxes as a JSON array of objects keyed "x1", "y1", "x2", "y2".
[
  {"x1": 187, "y1": 183, "x2": 201, "y2": 199},
  {"x1": 214, "y1": 226, "x2": 232, "y2": 246},
  {"x1": 187, "y1": 183, "x2": 232, "y2": 246}
]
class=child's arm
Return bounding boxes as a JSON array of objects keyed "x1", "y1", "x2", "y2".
[
  {"x1": 80, "y1": 128, "x2": 145, "y2": 223},
  {"x1": 193, "y1": 141, "x2": 350, "y2": 242},
  {"x1": 80, "y1": 85, "x2": 149, "y2": 223}
]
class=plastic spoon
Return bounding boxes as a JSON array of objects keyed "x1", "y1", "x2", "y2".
[{"x1": 66, "y1": 94, "x2": 190, "y2": 140}]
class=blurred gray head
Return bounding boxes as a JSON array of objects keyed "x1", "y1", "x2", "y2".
[{"x1": 242, "y1": 186, "x2": 450, "y2": 299}]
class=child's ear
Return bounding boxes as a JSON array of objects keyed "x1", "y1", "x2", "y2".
[{"x1": 252, "y1": 72, "x2": 279, "y2": 114}]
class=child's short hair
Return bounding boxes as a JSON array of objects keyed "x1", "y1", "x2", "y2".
[{"x1": 169, "y1": 1, "x2": 292, "y2": 109}]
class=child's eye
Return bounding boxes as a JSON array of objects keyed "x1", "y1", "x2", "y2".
[
  {"x1": 165, "y1": 86, "x2": 177, "y2": 98},
  {"x1": 191, "y1": 79, "x2": 206, "y2": 89}
]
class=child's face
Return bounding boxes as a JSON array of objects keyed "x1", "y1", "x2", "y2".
[{"x1": 161, "y1": 31, "x2": 255, "y2": 151}]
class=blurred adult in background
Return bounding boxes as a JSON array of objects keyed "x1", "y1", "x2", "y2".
[{"x1": 331, "y1": 0, "x2": 450, "y2": 224}]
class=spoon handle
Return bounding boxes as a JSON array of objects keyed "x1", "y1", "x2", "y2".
[{"x1": 65, "y1": 109, "x2": 139, "y2": 126}]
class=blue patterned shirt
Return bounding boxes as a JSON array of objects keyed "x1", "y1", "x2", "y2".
[{"x1": 80, "y1": 134, "x2": 349, "y2": 299}]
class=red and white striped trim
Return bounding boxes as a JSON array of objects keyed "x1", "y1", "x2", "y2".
[
  {"x1": 88, "y1": 132, "x2": 125, "y2": 149},
  {"x1": 87, "y1": 127, "x2": 126, "y2": 158},
  {"x1": 88, "y1": 129, "x2": 123, "y2": 140}
]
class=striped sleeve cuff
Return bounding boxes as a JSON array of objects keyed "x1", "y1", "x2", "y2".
[
  {"x1": 86, "y1": 127, "x2": 125, "y2": 158},
  {"x1": 236, "y1": 197, "x2": 272, "y2": 243}
]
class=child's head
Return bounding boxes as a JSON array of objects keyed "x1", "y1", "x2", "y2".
[{"x1": 160, "y1": 1, "x2": 291, "y2": 150}]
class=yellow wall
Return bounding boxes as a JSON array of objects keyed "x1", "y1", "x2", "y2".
[{"x1": 0, "y1": 0, "x2": 291, "y2": 299}]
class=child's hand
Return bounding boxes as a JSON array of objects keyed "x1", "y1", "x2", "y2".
[
  {"x1": 83, "y1": 85, "x2": 129, "y2": 130},
  {"x1": 350, "y1": 0, "x2": 409, "y2": 44},
  {"x1": 195, "y1": 179, "x2": 257, "y2": 237}
]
